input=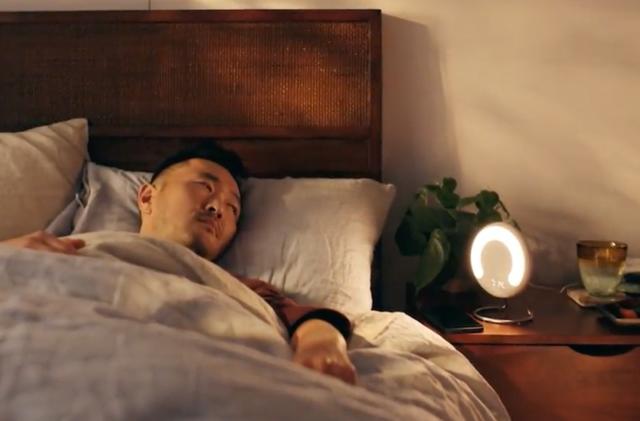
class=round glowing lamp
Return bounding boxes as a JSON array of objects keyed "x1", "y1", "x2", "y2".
[{"x1": 469, "y1": 222, "x2": 533, "y2": 324}]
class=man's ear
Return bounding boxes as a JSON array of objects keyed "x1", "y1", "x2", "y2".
[{"x1": 137, "y1": 183, "x2": 156, "y2": 215}]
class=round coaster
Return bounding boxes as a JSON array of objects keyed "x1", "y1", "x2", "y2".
[
  {"x1": 566, "y1": 287, "x2": 625, "y2": 307},
  {"x1": 583, "y1": 291, "x2": 626, "y2": 305}
]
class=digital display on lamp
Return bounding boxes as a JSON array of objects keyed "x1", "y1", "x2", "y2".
[{"x1": 470, "y1": 222, "x2": 530, "y2": 298}]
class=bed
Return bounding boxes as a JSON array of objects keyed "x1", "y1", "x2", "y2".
[{"x1": 0, "y1": 9, "x2": 508, "y2": 420}]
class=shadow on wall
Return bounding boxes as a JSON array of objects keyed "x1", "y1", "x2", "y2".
[
  {"x1": 522, "y1": 206, "x2": 589, "y2": 288},
  {"x1": 380, "y1": 15, "x2": 461, "y2": 311}
]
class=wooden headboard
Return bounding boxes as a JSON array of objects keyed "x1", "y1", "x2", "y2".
[
  {"x1": 0, "y1": 9, "x2": 383, "y2": 307},
  {"x1": 0, "y1": 9, "x2": 381, "y2": 179}
]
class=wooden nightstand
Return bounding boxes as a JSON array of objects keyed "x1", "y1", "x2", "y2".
[{"x1": 414, "y1": 288, "x2": 640, "y2": 421}]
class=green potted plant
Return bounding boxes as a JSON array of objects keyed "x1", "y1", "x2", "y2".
[{"x1": 395, "y1": 177, "x2": 519, "y2": 301}]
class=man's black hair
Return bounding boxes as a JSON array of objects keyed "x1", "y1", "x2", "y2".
[{"x1": 150, "y1": 141, "x2": 247, "y2": 188}]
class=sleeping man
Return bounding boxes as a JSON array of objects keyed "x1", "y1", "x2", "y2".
[{"x1": 0, "y1": 142, "x2": 356, "y2": 385}]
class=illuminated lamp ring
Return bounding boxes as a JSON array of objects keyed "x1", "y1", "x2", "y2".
[{"x1": 470, "y1": 223, "x2": 527, "y2": 288}]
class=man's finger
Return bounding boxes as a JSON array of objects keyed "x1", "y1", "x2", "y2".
[
  {"x1": 43, "y1": 236, "x2": 79, "y2": 254},
  {"x1": 297, "y1": 356, "x2": 331, "y2": 373},
  {"x1": 337, "y1": 365, "x2": 357, "y2": 385},
  {"x1": 325, "y1": 361, "x2": 357, "y2": 385},
  {"x1": 294, "y1": 356, "x2": 357, "y2": 385},
  {"x1": 63, "y1": 238, "x2": 85, "y2": 250},
  {"x1": 26, "y1": 241, "x2": 59, "y2": 253}
]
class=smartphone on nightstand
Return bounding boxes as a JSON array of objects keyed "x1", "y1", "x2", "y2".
[{"x1": 421, "y1": 305, "x2": 484, "y2": 333}]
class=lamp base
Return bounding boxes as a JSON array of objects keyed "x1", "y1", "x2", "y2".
[{"x1": 473, "y1": 300, "x2": 533, "y2": 324}]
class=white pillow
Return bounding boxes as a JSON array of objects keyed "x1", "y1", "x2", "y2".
[
  {"x1": 0, "y1": 118, "x2": 88, "y2": 240},
  {"x1": 66, "y1": 163, "x2": 395, "y2": 315},
  {"x1": 220, "y1": 178, "x2": 395, "y2": 315}
]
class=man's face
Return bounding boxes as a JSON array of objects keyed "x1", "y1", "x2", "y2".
[{"x1": 137, "y1": 158, "x2": 241, "y2": 261}]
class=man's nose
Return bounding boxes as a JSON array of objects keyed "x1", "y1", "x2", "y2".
[{"x1": 205, "y1": 200, "x2": 223, "y2": 219}]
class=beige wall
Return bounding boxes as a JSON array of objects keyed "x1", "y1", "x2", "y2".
[{"x1": 3, "y1": 0, "x2": 639, "y2": 310}]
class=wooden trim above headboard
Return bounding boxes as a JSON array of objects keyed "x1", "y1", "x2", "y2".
[{"x1": 0, "y1": 9, "x2": 381, "y2": 179}]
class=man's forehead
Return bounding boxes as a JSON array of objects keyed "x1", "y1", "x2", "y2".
[{"x1": 163, "y1": 159, "x2": 240, "y2": 195}]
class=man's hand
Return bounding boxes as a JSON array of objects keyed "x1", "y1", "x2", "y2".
[
  {"x1": 0, "y1": 230, "x2": 85, "y2": 255},
  {"x1": 291, "y1": 319, "x2": 356, "y2": 385}
]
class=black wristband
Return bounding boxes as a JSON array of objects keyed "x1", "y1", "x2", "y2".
[{"x1": 288, "y1": 308, "x2": 352, "y2": 342}]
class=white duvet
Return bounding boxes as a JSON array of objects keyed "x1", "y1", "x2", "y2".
[{"x1": 0, "y1": 232, "x2": 508, "y2": 420}]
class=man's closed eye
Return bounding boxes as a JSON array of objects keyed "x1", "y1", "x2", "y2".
[{"x1": 196, "y1": 180, "x2": 214, "y2": 192}]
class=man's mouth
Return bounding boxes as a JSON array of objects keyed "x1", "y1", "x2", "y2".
[{"x1": 196, "y1": 215, "x2": 222, "y2": 238}]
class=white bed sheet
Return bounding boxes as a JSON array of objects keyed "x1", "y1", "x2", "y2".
[{"x1": 0, "y1": 232, "x2": 508, "y2": 420}]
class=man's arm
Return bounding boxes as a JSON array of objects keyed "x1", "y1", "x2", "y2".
[
  {"x1": 0, "y1": 231, "x2": 85, "y2": 254},
  {"x1": 239, "y1": 277, "x2": 356, "y2": 384}
]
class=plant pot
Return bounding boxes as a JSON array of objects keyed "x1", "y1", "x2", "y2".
[{"x1": 441, "y1": 262, "x2": 480, "y2": 294}]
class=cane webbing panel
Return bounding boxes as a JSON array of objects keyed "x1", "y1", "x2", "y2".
[
  {"x1": 1, "y1": 22, "x2": 369, "y2": 129},
  {"x1": 0, "y1": 10, "x2": 381, "y2": 178}
]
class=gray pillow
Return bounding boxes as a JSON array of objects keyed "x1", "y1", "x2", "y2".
[{"x1": 72, "y1": 163, "x2": 149, "y2": 234}]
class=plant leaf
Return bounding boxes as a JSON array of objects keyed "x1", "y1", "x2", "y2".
[
  {"x1": 442, "y1": 177, "x2": 457, "y2": 192},
  {"x1": 425, "y1": 184, "x2": 440, "y2": 193},
  {"x1": 414, "y1": 229, "x2": 451, "y2": 294},
  {"x1": 409, "y1": 194, "x2": 428, "y2": 215},
  {"x1": 448, "y1": 210, "x2": 475, "y2": 259},
  {"x1": 475, "y1": 190, "x2": 499, "y2": 210},
  {"x1": 416, "y1": 186, "x2": 430, "y2": 202},
  {"x1": 411, "y1": 204, "x2": 456, "y2": 232},
  {"x1": 394, "y1": 215, "x2": 427, "y2": 256},
  {"x1": 436, "y1": 190, "x2": 460, "y2": 209}
]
